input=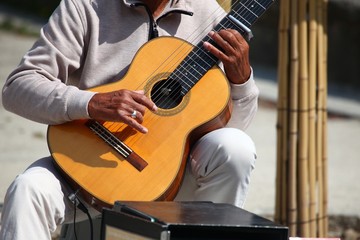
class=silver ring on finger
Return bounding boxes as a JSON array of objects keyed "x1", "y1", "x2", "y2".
[{"x1": 131, "y1": 110, "x2": 137, "y2": 119}]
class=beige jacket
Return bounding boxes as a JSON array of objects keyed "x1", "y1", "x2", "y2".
[{"x1": 2, "y1": 0, "x2": 258, "y2": 129}]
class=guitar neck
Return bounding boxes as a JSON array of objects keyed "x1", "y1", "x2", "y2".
[{"x1": 171, "y1": 0, "x2": 275, "y2": 96}]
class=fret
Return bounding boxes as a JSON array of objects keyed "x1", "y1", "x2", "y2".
[
  {"x1": 255, "y1": 0, "x2": 268, "y2": 10},
  {"x1": 170, "y1": 0, "x2": 275, "y2": 96},
  {"x1": 230, "y1": 0, "x2": 274, "y2": 27},
  {"x1": 173, "y1": 45, "x2": 216, "y2": 95},
  {"x1": 239, "y1": 1, "x2": 259, "y2": 18}
]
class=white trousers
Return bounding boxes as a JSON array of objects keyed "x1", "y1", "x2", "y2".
[{"x1": 0, "y1": 128, "x2": 256, "y2": 240}]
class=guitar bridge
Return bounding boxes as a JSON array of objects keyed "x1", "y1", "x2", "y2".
[{"x1": 85, "y1": 120, "x2": 148, "y2": 172}]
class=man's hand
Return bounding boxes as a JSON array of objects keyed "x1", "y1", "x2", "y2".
[
  {"x1": 203, "y1": 29, "x2": 251, "y2": 84},
  {"x1": 88, "y1": 89, "x2": 157, "y2": 133}
]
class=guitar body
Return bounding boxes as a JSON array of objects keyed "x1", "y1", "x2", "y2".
[{"x1": 47, "y1": 36, "x2": 231, "y2": 210}]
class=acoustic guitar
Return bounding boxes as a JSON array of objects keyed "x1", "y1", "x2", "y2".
[{"x1": 47, "y1": 0, "x2": 275, "y2": 210}]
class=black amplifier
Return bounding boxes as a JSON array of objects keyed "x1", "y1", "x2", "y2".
[{"x1": 101, "y1": 201, "x2": 288, "y2": 240}]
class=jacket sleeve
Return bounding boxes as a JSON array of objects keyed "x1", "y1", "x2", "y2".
[
  {"x1": 1, "y1": 0, "x2": 95, "y2": 125},
  {"x1": 226, "y1": 69, "x2": 259, "y2": 131}
]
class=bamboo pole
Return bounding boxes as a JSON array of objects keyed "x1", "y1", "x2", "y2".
[
  {"x1": 322, "y1": 0, "x2": 329, "y2": 235},
  {"x1": 274, "y1": 1, "x2": 286, "y2": 222},
  {"x1": 317, "y1": 0, "x2": 324, "y2": 236},
  {"x1": 316, "y1": 0, "x2": 329, "y2": 236},
  {"x1": 287, "y1": 0, "x2": 299, "y2": 235},
  {"x1": 308, "y1": 0, "x2": 318, "y2": 236},
  {"x1": 276, "y1": 0, "x2": 328, "y2": 237},
  {"x1": 276, "y1": 0, "x2": 288, "y2": 227},
  {"x1": 298, "y1": 0, "x2": 310, "y2": 236}
]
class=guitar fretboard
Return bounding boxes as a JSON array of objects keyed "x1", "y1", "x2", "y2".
[{"x1": 170, "y1": 0, "x2": 275, "y2": 96}]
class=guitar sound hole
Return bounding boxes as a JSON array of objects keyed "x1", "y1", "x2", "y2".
[{"x1": 151, "y1": 78, "x2": 183, "y2": 109}]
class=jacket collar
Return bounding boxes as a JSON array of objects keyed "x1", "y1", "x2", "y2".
[{"x1": 122, "y1": 0, "x2": 193, "y2": 17}]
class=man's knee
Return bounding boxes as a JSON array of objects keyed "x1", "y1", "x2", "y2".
[
  {"x1": 208, "y1": 128, "x2": 256, "y2": 167},
  {"x1": 192, "y1": 128, "x2": 256, "y2": 178},
  {"x1": 8, "y1": 173, "x2": 39, "y2": 198}
]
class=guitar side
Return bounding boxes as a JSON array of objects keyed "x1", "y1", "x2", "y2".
[{"x1": 47, "y1": 37, "x2": 231, "y2": 210}]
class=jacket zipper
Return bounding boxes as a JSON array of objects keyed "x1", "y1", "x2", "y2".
[
  {"x1": 150, "y1": 19, "x2": 159, "y2": 40},
  {"x1": 130, "y1": 3, "x2": 193, "y2": 40},
  {"x1": 130, "y1": 3, "x2": 159, "y2": 40}
]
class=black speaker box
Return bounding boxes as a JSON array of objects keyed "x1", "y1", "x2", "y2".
[{"x1": 101, "y1": 201, "x2": 288, "y2": 240}]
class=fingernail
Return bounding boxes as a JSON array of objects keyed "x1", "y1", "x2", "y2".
[{"x1": 203, "y1": 42, "x2": 211, "y2": 51}]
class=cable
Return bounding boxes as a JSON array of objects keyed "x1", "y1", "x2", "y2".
[
  {"x1": 68, "y1": 191, "x2": 94, "y2": 240},
  {"x1": 73, "y1": 200, "x2": 78, "y2": 240}
]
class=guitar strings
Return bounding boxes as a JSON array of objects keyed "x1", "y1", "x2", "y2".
[
  {"x1": 107, "y1": 0, "x2": 258, "y2": 148},
  {"x1": 116, "y1": 0, "x2": 255, "y2": 114},
  {"x1": 147, "y1": 0, "x2": 240, "y2": 105},
  {"x1": 136, "y1": 0, "x2": 231, "y2": 103},
  {"x1": 105, "y1": 0, "x2": 233, "y2": 135},
  {"x1": 144, "y1": 0, "x2": 261, "y2": 110},
  {"x1": 106, "y1": 0, "x2": 261, "y2": 147},
  {"x1": 124, "y1": 0, "x2": 265, "y2": 149},
  {"x1": 144, "y1": 0, "x2": 258, "y2": 112}
]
